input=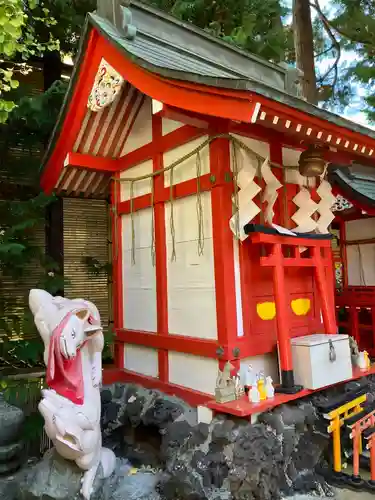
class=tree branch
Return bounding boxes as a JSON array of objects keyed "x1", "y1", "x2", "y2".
[
  {"x1": 310, "y1": 0, "x2": 341, "y2": 92},
  {"x1": 310, "y1": 0, "x2": 373, "y2": 48},
  {"x1": 315, "y1": 44, "x2": 334, "y2": 58}
]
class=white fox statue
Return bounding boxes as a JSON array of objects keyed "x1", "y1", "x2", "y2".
[{"x1": 29, "y1": 289, "x2": 116, "y2": 500}]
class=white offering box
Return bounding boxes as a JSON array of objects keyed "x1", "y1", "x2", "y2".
[{"x1": 291, "y1": 334, "x2": 353, "y2": 390}]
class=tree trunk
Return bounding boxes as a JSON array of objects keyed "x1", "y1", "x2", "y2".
[
  {"x1": 43, "y1": 50, "x2": 64, "y2": 296},
  {"x1": 293, "y1": 0, "x2": 317, "y2": 104},
  {"x1": 43, "y1": 50, "x2": 62, "y2": 91}
]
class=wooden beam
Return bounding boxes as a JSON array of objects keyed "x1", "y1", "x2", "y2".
[
  {"x1": 116, "y1": 124, "x2": 206, "y2": 171},
  {"x1": 64, "y1": 152, "x2": 118, "y2": 172},
  {"x1": 158, "y1": 103, "x2": 215, "y2": 129},
  {"x1": 116, "y1": 328, "x2": 224, "y2": 359},
  {"x1": 344, "y1": 238, "x2": 375, "y2": 246}
]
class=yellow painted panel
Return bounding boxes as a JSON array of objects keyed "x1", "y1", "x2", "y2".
[
  {"x1": 291, "y1": 298, "x2": 311, "y2": 316},
  {"x1": 257, "y1": 302, "x2": 276, "y2": 321}
]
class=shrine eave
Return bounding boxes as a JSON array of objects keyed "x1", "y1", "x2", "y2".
[
  {"x1": 40, "y1": 1, "x2": 375, "y2": 195},
  {"x1": 89, "y1": 10, "x2": 375, "y2": 142},
  {"x1": 329, "y1": 164, "x2": 375, "y2": 215}
]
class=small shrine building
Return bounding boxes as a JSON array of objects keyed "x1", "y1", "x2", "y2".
[{"x1": 40, "y1": 0, "x2": 375, "y2": 416}]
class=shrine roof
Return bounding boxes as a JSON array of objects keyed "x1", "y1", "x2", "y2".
[
  {"x1": 87, "y1": 1, "x2": 375, "y2": 140},
  {"x1": 40, "y1": 0, "x2": 375, "y2": 195},
  {"x1": 329, "y1": 164, "x2": 375, "y2": 213},
  {"x1": 91, "y1": 1, "x2": 289, "y2": 93}
]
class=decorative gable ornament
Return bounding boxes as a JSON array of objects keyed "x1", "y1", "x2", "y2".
[
  {"x1": 331, "y1": 194, "x2": 353, "y2": 212},
  {"x1": 88, "y1": 59, "x2": 124, "y2": 112}
]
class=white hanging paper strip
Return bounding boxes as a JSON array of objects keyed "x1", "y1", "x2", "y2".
[
  {"x1": 331, "y1": 194, "x2": 353, "y2": 212},
  {"x1": 88, "y1": 59, "x2": 124, "y2": 112},
  {"x1": 292, "y1": 187, "x2": 319, "y2": 233},
  {"x1": 230, "y1": 150, "x2": 261, "y2": 240},
  {"x1": 230, "y1": 200, "x2": 261, "y2": 241},
  {"x1": 261, "y1": 157, "x2": 282, "y2": 224},
  {"x1": 316, "y1": 180, "x2": 336, "y2": 234}
]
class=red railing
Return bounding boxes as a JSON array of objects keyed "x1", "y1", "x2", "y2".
[{"x1": 335, "y1": 286, "x2": 375, "y2": 356}]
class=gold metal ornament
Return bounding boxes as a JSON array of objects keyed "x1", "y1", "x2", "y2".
[{"x1": 298, "y1": 145, "x2": 326, "y2": 177}]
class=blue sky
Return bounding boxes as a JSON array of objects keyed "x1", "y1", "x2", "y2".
[{"x1": 284, "y1": 0, "x2": 373, "y2": 129}]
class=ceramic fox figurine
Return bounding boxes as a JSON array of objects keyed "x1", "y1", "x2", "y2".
[
  {"x1": 257, "y1": 378, "x2": 267, "y2": 401},
  {"x1": 244, "y1": 364, "x2": 256, "y2": 394},
  {"x1": 265, "y1": 376, "x2": 275, "y2": 399},
  {"x1": 249, "y1": 385, "x2": 260, "y2": 403},
  {"x1": 364, "y1": 350, "x2": 370, "y2": 369},
  {"x1": 358, "y1": 351, "x2": 368, "y2": 371}
]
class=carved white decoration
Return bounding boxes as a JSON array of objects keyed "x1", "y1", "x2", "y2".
[
  {"x1": 88, "y1": 59, "x2": 124, "y2": 112},
  {"x1": 29, "y1": 290, "x2": 116, "y2": 500},
  {"x1": 292, "y1": 186, "x2": 319, "y2": 233},
  {"x1": 331, "y1": 194, "x2": 353, "y2": 212},
  {"x1": 316, "y1": 180, "x2": 336, "y2": 234},
  {"x1": 230, "y1": 154, "x2": 261, "y2": 241},
  {"x1": 261, "y1": 157, "x2": 282, "y2": 224}
]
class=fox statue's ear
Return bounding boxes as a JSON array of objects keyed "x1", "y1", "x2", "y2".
[{"x1": 75, "y1": 309, "x2": 89, "y2": 320}]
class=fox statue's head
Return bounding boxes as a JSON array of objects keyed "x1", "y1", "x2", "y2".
[{"x1": 29, "y1": 289, "x2": 102, "y2": 359}]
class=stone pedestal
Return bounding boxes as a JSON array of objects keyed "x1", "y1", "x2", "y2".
[
  {"x1": 0, "y1": 394, "x2": 25, "y2": 475},
  {"x1": 16, "y1": 449, "x2": 104, "y2": 500}
]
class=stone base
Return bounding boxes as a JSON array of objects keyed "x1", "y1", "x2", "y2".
[
  {"x1": 12, "y1": 449, "x2": 161, "y2": 500},
  {"x1": 100, "y1": 383, "x2": 335, "y2": 500},
  {"x1": 16, "y1": 449, "x2": 105, "y2": 500}
]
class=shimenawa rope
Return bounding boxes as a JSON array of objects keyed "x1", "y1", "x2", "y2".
[{"x1": 112, "y1": 133, "x2": 295, "y2": 265}]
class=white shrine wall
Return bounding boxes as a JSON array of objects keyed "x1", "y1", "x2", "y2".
[
  {"x1": 120, "y1": 159, "x2": 153, "y2": 200},
  {"x1": 121, "y1": 208, "x2": 157, "y2": 332},
  {"x1": 120, "y1": 104, "x2": 158, "y2": 377},
  {"x1": 346, "y1": 218, "x2": 375, "y2": 286},
  {"x1": 124, "y1": 344, "x2": 159, "y2": 377},
  {"x1": 119, "y1": 132, "x2": 220, "y2": 385},
  {"x1": 165, "y1": 193, "x2": 217, "y2": 339},
  {"x1": 117, "y1": 128, "x2": 327, "y2": 391},
  {"x1": 162, "y1": 117, "x2": 185, "y2": 135},
  {"x1": 164, "y1": 137, "x2": 216, "y2": 339},
  {"x1": 164, "y1": 136, "x2": 210, "y2": 186},
  {"x1": 168, "y1": 353, "x2": 219, "y2": 395},
  {"x1": 239, "y1": 354, "x2": 280, "y2": 385},
  {"x1": 121, "y1": 97, "x2": 153, "y2": 155},
  {"x1": 121, "y1": 208, "x2": 159, "y2": 376}
]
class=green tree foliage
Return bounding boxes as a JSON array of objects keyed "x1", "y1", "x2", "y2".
[
  {"x1": 0, "y1": 80, "x2": 68, "y2": 367},
  {"x1": 306, "y1": 1, "x2": 375, "y2": 116},
  {"x1": 0, "y1": 0, "x2": 96, "y2": 368},
  {"x1": 145, "y1": 0, "x2": 293, "y2": 63},
  {"x1": 32, "y1": 0, "x2": 96, "y2": 55},
  {"x1": 328, "y1": 0, "x2": 375, "y2": 121},
  {"x1": 0, "y1": 0, "x2": 60, "y2": 122}
]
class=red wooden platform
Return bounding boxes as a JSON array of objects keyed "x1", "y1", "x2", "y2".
[
  {"x1": 103, "y1": 364, "x2": 375, "y2": 418},
  {"x1": 206, "y1": 364, "x2": 375, "y2": 417}
]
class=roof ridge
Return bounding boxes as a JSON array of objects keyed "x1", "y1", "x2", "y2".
[
  {"x1": 129, "y1": 0, "x2": 287, "y2": 76},
  {"x1": 135, "y1": 28, "x2": 265, "y2": 83}
]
